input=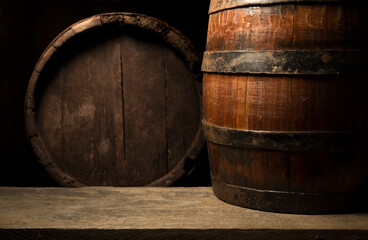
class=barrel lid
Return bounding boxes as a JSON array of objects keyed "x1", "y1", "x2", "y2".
[
  {"x1": 25, "y1": 13, "x2": 204, "y2": 187},
  {"x1": 209, "y1": 0, "x2": 344, "y2": 14}
]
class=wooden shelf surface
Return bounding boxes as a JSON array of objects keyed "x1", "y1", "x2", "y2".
[{"x1": 0, "y1": 187, "x2": 367, "y2": 239}]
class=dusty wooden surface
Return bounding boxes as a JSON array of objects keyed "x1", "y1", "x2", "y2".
[{"x1": 0, "y1": 187, "x2": 368, "y2": 239}]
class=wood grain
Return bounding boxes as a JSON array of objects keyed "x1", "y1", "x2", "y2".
[
  {"x1": 26, "y1": 13, "x2": 203, "y2": 187},
  {"x1": 37, "y1": 33, "x2": 122, "y2": 186},
  {"x1": 206, "y1": 4, "x2": 368, "y2": 51},
  {"x1": 1, "y1": 187, "x2": 368, "y2": 239},
  {"x1": 165, "y1": 49, "x2": 200, "y2": 171},
  {"x1": 203, "y1": 1, "x2": 368, "y2": 213},
  {"x1": 120, "y1": 32, "x2": 167, "y2": 185}
]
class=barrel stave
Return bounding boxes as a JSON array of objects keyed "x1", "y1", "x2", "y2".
[{"x1": 203, "y1": 1, "x2": 368, "y2": 213}]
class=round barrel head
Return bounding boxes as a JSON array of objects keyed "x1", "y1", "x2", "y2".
[{"x1": 25, "y1": 13, "x2": 204, "y2": 187}]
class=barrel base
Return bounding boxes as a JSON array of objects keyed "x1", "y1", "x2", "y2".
[{"x1": 211, "y1": 177, "x2": 368, "y2": 214}]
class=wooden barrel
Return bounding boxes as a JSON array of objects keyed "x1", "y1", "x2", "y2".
[
  {"x1": 202, "y1": 0, "x2": 368, "y2": 213},
  {"x1": 25, "y1": 13, "x2": 204, "y2": 187}
]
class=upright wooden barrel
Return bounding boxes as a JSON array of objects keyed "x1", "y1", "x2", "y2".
[
  {"x1": 202, "y1": 0, "x2": 368, "y2": 213},
  {"x1": 25, "y1": 13, "x2": 204, "y2": 187}
]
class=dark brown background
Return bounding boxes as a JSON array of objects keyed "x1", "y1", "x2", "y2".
[{"x1": 0, "y1": 0, "x2": 211, "y2": 187}]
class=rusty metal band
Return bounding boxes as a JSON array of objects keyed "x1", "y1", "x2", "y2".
[
  {"x1": 202, "y1": 121, "x2": 363, "y2": 152},
  {"x1": 209, "y1": 0, "x2": 346, "y2": 14},
  {"x1": 202, "y1": 50, "x2": 367, "y2": 75},
  {"x1": 211, "y1": 176, "x2": 367, "y2": 214}
]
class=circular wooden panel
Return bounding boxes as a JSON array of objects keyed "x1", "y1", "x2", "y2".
[{"x1": 25, "y1": 13, "x2": 204, "y2": 187}]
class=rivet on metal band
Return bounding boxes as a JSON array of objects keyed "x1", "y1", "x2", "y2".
[
  {"x1": 202, "y1": 121, "x2": 364, "y2": 152},
  {"x1": 201, "y1": 50, "x2": 367, "y2": 75}
]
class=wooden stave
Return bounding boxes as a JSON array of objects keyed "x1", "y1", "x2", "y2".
[{"x1": 202, "y1": 1, "x2": 368, "y2": 213}]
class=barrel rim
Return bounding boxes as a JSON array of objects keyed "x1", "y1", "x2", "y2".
[
  {"x1": 202, "y1": 121, "x2": 366, "y2": 152},
  {"x1": 209, "y1": 0, "x2": 346, "y2": 14},
  {"x1": 202, "y1": 50, "x2": 368, "y2": 75},
  {"x1": 25, "y1": 12, "x2": 204, "y2": 187},
  {"x1": 211, "y1": 176, "x2": 367, "y2": 214}
]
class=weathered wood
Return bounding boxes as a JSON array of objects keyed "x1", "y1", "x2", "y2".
[
  {"x1": 202, "y1": 1, "x2": 368, "y2": 213},
  {"x1": 209, "y1": 0, "x2": 345, "y2": 13},
  {"x1": 0, "y1": 187, "x2": 368, "y2": 240},
  {"x1": 120, "y1": 33, "x2": 168, "y2": 185},
  {"x1": 25, "y1": 13, "x2": 204, "y2": 187}
]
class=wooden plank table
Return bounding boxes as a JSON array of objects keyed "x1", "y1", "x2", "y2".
[{"x1": 0, "y1": 187, "x2": 367, "y2": 239}]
